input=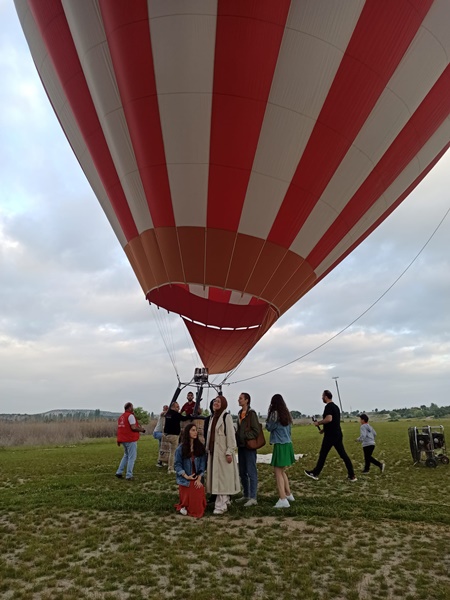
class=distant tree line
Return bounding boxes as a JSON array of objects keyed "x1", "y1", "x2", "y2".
[
  {"x1": 4, "y1": 403, "x2": 446, "y2": 425},
  {"x1": 341, "y1": 403, "x2": 450, "y2": 420},
  {"x1": 384, "y1": 403, "x2": 450, "y2": 420}
]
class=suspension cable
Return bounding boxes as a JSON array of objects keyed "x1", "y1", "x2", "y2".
[
  {"x1": 228, "y1": 204, "x2": 450, "y2": 385},
  {"x1": 148, "y1": 304, "x2": 180, "y2": 380}
]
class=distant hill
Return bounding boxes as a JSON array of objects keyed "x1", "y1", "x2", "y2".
[{"x1": 0, "y1": 409, "x2": 120, "y2": 422}]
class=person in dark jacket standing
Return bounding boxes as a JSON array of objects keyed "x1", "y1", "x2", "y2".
[
  {"x1": 305, "y1": 390, "x2": 357, "y2": 482},
  {"x1": 163, "y1": 401, "x2": 191, "y2": 474},
  {"x1": 235, "y1": 392, "x2": 260, "y2": 507},
  {"x1": 116, "y1": 402, "x2": 146, "y2": 480}
]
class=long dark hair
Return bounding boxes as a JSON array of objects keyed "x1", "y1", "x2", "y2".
[
  {"x1": 181, "y1": 423, "x2": 205, "y2": 458},
  {"x1": 267, "y1": 394, "x2": 292, "y2": 426}
]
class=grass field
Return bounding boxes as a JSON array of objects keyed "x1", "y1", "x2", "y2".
[{"x1": 0, "y1": 419, "x2": 449, "y2": 600}]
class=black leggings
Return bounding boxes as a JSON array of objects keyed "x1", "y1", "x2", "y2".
[
  {"x1": 363, "y1": 445, "x2": 382, "y2": 471},
  {"x1": 313, "y1": 435, "x2": 355, "y2": 478}
]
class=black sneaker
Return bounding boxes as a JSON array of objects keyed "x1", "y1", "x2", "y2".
[
  {"x1": 115, "y1": 474, "x2": 123, "y2": 479},
  {"x1": 156, "y1": 461, "x2": 163, "y2": 468},
  {"x1": 347, "y1": 476, "x2": 358, "y2": 482},
  {"x1": 304, "y1": 470, "x2": 319, "y2": 481},
  {"x1": 361, "y1": 470, "x2": 370, "y2": 474}
]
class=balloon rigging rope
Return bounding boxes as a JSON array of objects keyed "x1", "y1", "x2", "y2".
[
  {"x1": 149, "y1": 305, "x2": 180, "y2": 381},
  {"x1": 220, "y1": 361, "x2": 245, "y2": 387},
  {"x1": 226, "y1": 204, "x2": 450, "y2": 386},
  {"x1": 180, "y1": 317, "x2": 201, "y2": 371}
]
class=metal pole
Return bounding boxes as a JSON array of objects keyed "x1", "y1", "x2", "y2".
[
  {"x1": 332, "y1": 376, "x2": 343, "y2": 413},
  {"x1": 169, "y1": 386, "x2": 182, "y2": 408},
  {"x1": 194, "y1": 384, "x2": 203, "y2": 417}
]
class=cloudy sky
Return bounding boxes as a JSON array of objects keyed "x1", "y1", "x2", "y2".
[{"x1": 1, "y1": 2, "x2": 449, "y2": 418}]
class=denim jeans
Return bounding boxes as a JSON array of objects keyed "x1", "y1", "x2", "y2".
[
  {"x1": 237, "y1": 447, "x2": 258, "y2": 499},
  {"x1": 153, "y1": 431, "x2": 163, "y2": 450},
  {"x1": 116, "y1": 441, "x2": 137, "y2": 479}
]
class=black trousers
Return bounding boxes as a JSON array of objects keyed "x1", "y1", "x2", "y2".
[
  {"x1": 363, "y1": 445, "x2": 382, "y2": 471},
  {"x1": 313, "y1": 435, "x2": 355, "y2": 478}
]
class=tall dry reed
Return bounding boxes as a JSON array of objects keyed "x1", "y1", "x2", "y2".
[{"x1": 0, "y1": 420, "x2": 117, "y2": 447}]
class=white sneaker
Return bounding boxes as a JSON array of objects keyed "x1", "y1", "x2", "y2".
[
  {"x1": 179, "y1": 507, "x2": 187, "y2": 516},
  {"x1": 274, "y1": 498, "x2": 290, "y2": 508},
  {"x1": 213, "y1": 507, "x2": 227, "y2": 515},
  {"x1": 243, "y1": 498, "x2": 258, "y2": 507},
  {"x1": 380, "y1": 462, "x2": 386, "y2": 474},
  {"x1": 286, "y1": 494, "x2": 295, "y2": 502},
  {"x1": 167, "y1": 469, "x2": 175, "y2": 474},
  {"x1": 235, "y1": 496, "x2": 249, "y2": 504}
]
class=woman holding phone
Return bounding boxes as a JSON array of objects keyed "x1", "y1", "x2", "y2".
[{"x1": 266, "y1": 394, "x2": 295, "y2": 508}]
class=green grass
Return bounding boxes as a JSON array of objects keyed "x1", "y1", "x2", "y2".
[{"x1": 0, "y1": 419, "x2": 449, "y2": 599}]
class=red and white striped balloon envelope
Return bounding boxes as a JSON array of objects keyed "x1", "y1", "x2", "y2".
[{"x1": 15, "y1": 0, "x2": 450, "y2": 373}]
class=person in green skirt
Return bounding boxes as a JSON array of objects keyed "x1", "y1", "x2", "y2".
[{"x1": 265, "y1": 394, "x2": 296, "y2": 508}]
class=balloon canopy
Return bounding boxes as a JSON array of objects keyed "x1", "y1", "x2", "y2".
[{"x1": 15, "y1": 0, "x2": 450, "y2": 373}]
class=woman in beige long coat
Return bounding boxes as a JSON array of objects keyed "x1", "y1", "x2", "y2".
[{"x1": 206, "y1": 395, "x2": 240, "y2": 515}]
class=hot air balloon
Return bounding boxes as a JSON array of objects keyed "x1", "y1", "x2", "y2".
[{"x1": 14, "y1": 0, "x2": 450, "y2": 381}]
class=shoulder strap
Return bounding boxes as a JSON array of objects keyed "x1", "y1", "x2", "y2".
[{"x1": 222, "y1": 411, "x2": 228, "y2": 436}]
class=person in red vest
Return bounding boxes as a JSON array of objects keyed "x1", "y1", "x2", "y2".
[{"x1": 116, "y1": 402, "x2": 146, "y2": 480}]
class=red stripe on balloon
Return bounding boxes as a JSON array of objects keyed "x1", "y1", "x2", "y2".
[
  {"x1": 29, "y1": 0, "x2": 138, "y2": 241},
  {"x1": 207, "y1": 0, "x2": 291, "y2": 231},
  {"x1": 99, "y1": 0, "x2": 174, "y2": 228},
  {"x1": 314, "y1": 141, "x2": 450, "y2": 289},
  {"x1": 268, "y1": 0, "x2": 434, "y2": 247},
  {"x1": 208, "y1": 287, "x2": 232, "y2": 304},
  {"x1": 308, "y1": 65, "x2": 450, "y2": 269}
]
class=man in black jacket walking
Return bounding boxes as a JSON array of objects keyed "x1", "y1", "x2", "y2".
[{"x1": 304, "y1": 390, "x2": 357, "y2": 482}]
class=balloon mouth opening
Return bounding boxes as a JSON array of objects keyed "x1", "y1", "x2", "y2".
[
  {"x1": 146, "y1": 283, "x2": 277, "y2": 331},
  {"x1": 180, "y1": 316, "x2": 261, "y2": 332},
  {"x1": 146, "y1": 284, "x2": 278, "y2": 373}
]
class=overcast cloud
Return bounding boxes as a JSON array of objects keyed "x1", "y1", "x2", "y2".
[{"x1": 1, "y1": 2, "x2": 449, "y2": 418}]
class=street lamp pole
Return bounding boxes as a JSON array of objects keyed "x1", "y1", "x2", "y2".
[{"x1": 332, "y1": 376, "x2": 343, "y2": 413}]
